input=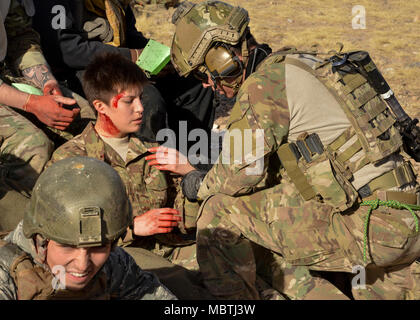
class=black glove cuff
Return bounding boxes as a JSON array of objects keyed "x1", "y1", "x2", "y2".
[{"x1": 181, "y1": 170, "x2": 206, "y2": 201}]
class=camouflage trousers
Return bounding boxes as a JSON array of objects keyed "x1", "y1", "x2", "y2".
[
  {"x1": 0, "y1": 86, "x2": 95, "y2": 232},
  {"x1": 154, "y1": 241, "x2": 199, "y2": 271},
  {"x1": 122, "y1": 245, "x2": 212, "y2": 300},
  {"x1": 196, "y1": 181, "x2": 420, "y2": 299},
  {"x1": 0, "y1": 105, "x2": 52, "y2": 231}
]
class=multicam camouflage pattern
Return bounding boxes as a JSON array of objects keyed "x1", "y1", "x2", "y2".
[
  {"x1": 195, "y1": 50, "x2": 420, "y2": 299},
  {"x1": 197, "y1": 182, "x2": 420, "y2": 299},
  {"x1": 196, "y1": 188, "x2": 350, "y2": 299},
  {"x1": 252, "y1": 244, "x2": 349, "y2": 300},
  {"x1": 0, "y1": 105, "x2": 53, "y2": 194},
  {"x1": 48, "y1": 122, "x2": 168, "y2": 223},
  {"x1": 134, "y1": 0, "x2": 179, "y2": 7},
  {"x1": 48, "y1": 122, "x2": 199, "y2": 270},
  {"x1": 197, "y1": 59, "x2": 289, "y2": 200},
  {"x1": 171, "y1": 0, "x2": 249, "y2": 76},
  {"x1": 0, "y1": 222, "x2": 177, "y2": 300}
]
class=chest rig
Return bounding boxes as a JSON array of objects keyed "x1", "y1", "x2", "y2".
[{"x1": 261, "y1": 49, "x2": 416, "y2": 210}]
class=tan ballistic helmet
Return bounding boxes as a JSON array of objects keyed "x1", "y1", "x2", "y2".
[
  {"x1": 170, "y1": 0, "x2": 250, "y2": 77},
  {"x1": 23, "y1": 157, "x2": 132, "y2": 247}
]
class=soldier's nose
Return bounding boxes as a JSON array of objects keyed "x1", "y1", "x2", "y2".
[{"x1": 73, "y1": 248, "x2": 91, "y2": 271}]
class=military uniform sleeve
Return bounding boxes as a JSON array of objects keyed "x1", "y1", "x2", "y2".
[
  {"x1": 56, "y1": 1, "x2": 131, "y2": 70},
  {"x1": 0, "y1": 265, "x2": 17, "y2": 300},
  {"x1": 103, "y1": 247, "x2": 177, "y2": 300},
  {"x1": 144, "y1": 159, "x2": 169, "y2": 207},
  {"x1": 46, "y1": 134, "x2": 88, "y2": 169},
  {"x1": 198, "y1": 62, "x2": 290, "y2": 199},
  {"x1": 4, "y1": 0, "x2": 47, "y2": 72}
]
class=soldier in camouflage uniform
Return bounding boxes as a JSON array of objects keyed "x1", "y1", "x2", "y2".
[
  {"x1": 46, "y1": 53, "x2": 212, "y2": 299},
  {"x1": 169, "y1": 1, "x2": 420, "y2": 299},
  {"x1": 0, "y1": 0, "x2": 96, "y2": 231},
  {"x1": 0, "y1": 156, "x2": 176, "y2": 300}
]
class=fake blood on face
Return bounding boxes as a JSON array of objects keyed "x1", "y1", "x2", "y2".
[
  {"x1": 112, "y1": 93, "x2": 125, "y2": 109},
  {"x1": 98, "y1": 113, "x2": 120, "y2": 136},
  {"x1": 97, "y1": 93, "x2": 125, "y2": 136}
]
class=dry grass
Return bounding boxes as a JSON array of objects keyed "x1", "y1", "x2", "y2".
[
  {"x1": 132, "y1": 0, "x2": 420, "y2": 173},
  {"x1": 132, "y1": 0, "x2": 419, "y2": 115}
]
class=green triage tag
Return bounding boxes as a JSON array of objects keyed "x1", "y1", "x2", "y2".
[
  {"x1": 11, "y1": 83, "x2": 43, "y2": 95},
  {"x1": 136, "y1": 39, "x2": 171, "y2": 76}
]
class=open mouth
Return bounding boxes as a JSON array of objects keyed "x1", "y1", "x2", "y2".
[{"x1": 67, "y1": 270, "x2": 91, "y2": 283}]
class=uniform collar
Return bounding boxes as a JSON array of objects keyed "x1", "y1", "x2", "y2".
[{"x1": 82, "y1": 122, "x2": 153, "y2": 166}]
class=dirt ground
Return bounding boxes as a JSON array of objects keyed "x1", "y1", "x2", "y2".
[{"x1": 132, "y1": 0, "x2": 420, "y2": 175}]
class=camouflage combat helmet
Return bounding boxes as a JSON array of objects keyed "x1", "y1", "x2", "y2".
[
  {"x1": 23, "y1": 157, "x2": 132, "y2": 247},
  {"x1": 170, "y1": 0, "x2": 250, "y2": 77}
]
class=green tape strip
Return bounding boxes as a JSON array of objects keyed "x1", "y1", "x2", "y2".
[{"x1": 11, "y1": 83, "x2": 43, "y2": 96}]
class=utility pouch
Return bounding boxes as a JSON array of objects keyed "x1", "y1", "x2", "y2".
[{"x1": 277, "y1": 132, "x2": 359, "y2": 211}]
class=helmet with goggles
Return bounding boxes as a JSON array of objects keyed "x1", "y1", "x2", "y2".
[{"x1": 170, "y1": 0, "x2": 250, "y2": 86}]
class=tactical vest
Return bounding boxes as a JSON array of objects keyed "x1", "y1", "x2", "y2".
[
  {"x1": 0, "y1": 240, "x2": 110, "y2": 300},
  {"x1": 259, "y1": 49, "x2": 417, "y2": 210}
]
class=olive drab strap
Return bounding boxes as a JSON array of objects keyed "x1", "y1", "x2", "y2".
[
  {"x1": 358, "y1": 161, "x2": 416, "y2": 197},
  {"x1": 0, "y1": 241, "x2": 57, "y2": 300},
  {"x1": 276, "y1": 143, "x2": 316, "y2": 201}
]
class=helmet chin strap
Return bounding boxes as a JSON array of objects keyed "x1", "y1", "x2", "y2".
[
  {"x1": 241, "y1": 37, "x2": 249, "y2": 67},
  {"x1": 33, "y1": 234, "x2": 49, "y2": 267}
]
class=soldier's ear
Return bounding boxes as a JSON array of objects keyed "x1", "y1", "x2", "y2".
[{"x1": 93, "y1": 99, "x2": 108, "y2": 115}]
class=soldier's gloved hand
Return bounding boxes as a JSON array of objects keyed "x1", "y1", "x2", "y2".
[
  {"x1": 43, "y1": 80, "x2": 62, "y2": 96},
  {"x1": 23, "y1": 94, "x2": 80, "y2": 130},
  {"x1": 133, "y1": 208, "x2": 181, "y2": 236},
  {"x1": 146, "y1": 146, "x2": 195, "y2": 176}
]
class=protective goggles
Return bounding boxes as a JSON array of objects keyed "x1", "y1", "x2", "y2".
[{"x1": 193, "y1": 45, "x2": 244, "y2": 83}]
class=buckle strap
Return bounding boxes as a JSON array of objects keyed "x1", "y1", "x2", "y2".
[
  {"x1": 362, "y1": 190, "x2": 418, "y2": 205},
  {"x1": 277, "y1": 143, "x2": 316, "y2": 201},
  {"x1": 359, "y1": 161, "x2": 416, "y2": 198},
  {"x1": 336, "y1": 139, "x2": 362, "y2": 164},
  {"x1": 329, "y1": 127, "x2": 356, "y2": 151}
]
